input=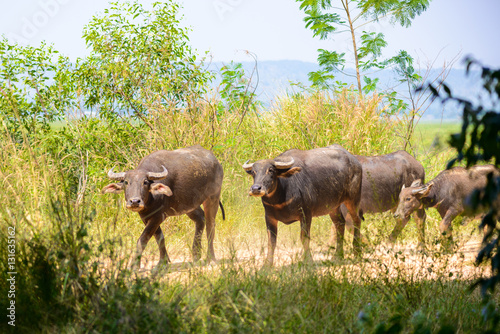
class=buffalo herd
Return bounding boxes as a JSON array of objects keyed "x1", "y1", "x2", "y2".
[{"x1": 102, "y1": 145, "x2": 499, "y2": 269}]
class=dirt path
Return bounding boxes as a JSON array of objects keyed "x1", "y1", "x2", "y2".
[{"x1": 136, "y1": 235, "x2": 489, "y2": 282}]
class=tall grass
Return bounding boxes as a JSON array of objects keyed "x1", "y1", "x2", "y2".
[
  {"x1": 272, "y1": 90, "x2": 398, "y2": 155},
  {"x1": 1, "y1": 88, "x2": 498, "y2": 333}
]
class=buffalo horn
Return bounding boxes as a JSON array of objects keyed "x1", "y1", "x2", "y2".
[
  {"x1": 242, "y1": 160, "x2": 254, "y2": 171},
  {"x1": 147, "y1": 165, "x2": 169, "y2": 180},
  {"x1": 411, "y1": 186, "x2": 427, "y2": 195},
  {"x1": 107, "y1": 166, "x2": 126, "y2": 181},
  {"x1": 274, "y1": 157, "x2": 295, "y2": 169}
]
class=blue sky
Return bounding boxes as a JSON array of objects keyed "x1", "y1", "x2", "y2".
[{"x1": 1, "y1": 0, "x2": 499, "y2": 69}]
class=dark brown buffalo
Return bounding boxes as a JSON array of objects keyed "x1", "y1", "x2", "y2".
[
  {"x1": 336, "y1": 150, "x2": 426, "y2": 244},
  {"x1": 243, "y1": 146, "x2": 363, "y2": 266},
  {"x1": 102, "y1": 145, "x2": 224, "y2": 268},
  {"x1": 394, "y1": 165, "x2": 499, "y2": 241}
]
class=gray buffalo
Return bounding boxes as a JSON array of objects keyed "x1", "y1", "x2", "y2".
[
  {"x1": 102, "y1": 145, "x2": 224, "y2": 268},
  {"x1": 394, "y1": 165, "x2": 499, "y2": 242},
  {"x1": 336, "y1": 149, "x2": 426, "y2": 244},
  {"x1": 243, "y1": 146, "x2": 363, "y2": 266}
]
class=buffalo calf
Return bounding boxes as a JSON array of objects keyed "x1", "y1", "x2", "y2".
[{"x1": 394, "y1": 165, "x2": 499, "y2": 242}]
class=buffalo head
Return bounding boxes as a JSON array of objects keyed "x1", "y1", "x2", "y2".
[
  {"x1": 393, "y1": 179, "x2": 432, "y2": 219},
  {"x1": 242, "y1": 157, "x2": 302, "y2": 197},
  {"x1": 102, "y1": 165, "x2": 172, "y2": 212}
]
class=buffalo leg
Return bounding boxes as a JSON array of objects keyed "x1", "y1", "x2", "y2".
[
  {"x1": 388, "y1": 214, "x2": 410, "y2": 243},
  {"x1": 135, "y1": 218, "x2": 163, "y2": 268},
  {"x1": 187, "y1": 207, "x2": 206, "y2": 262},
  {"x1": 203, "y1": 195, "x2": 220, "y2": 261},
  {"x1": 154, "y1": 226, "x2": 170, "y2": 264},
  {"x1": 345, "y1": 201, "x2": 362, "y2": 255},
  {"x1": 329, "y1": 206, "x2": 346, "y2": 258},
  {"x1": 300, "y1": 211, "x2": 313, "y2": 261},
  {"x1": 439, "y1": 208, "x2": 460, "y2": 241},
  {"x1": 330, "y1": 204, "x2": 352, "y2": 245},
  {"x1": 414, "y1": 207, "x2": 427, "y2": 246},
  {"x1": 264, "y1": 215, "x2": 279, "y2": 266}
]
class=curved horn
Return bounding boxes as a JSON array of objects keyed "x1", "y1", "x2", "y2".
[
  {"x1": 411, "y1": 184, "x2": 429, "y2": 195},
  {"x1": 147, "y1": 165, "x2": 169, "y2": 180},
  {"x1": 411, "y1": 187, "x2": 422, "y2": 195},
  {"x1": 107, "y1": 166, "x2": 126, "y2": 181},
  {"x1": 242, "y1": 160, "x2": 254, "y2": 171},
  {"x1": 274, "y1": 157, "x2": 295, "y2": 169}
]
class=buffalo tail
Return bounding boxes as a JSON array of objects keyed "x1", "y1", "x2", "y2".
[{"x1": 219, "y1": 201, "x2": 226, "y2": 220}]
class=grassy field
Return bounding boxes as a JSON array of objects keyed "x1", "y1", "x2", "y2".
[
  {"x1": 413, "y1": 121, "x2": 461, "y2": 152},
  {"x1": 1, "y1": 90, "x2": 498, "y2": 334}
]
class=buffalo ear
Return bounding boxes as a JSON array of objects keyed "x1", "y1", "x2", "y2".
[
  {"x1": 102, "y1": 183, "x2": 124, "y2": 194},
  {"x1": 150, "y1": 183, "x2": 173, "y2": 196},
  {"x1": 410, "y1": 179, "x2": 422, "y2": 187},
  {"x1": 414, "y1": 183, "x2": 433, "y2": 198},
  {"x1": 277, "y1": 167, "x2": 302, "y2": 178}
]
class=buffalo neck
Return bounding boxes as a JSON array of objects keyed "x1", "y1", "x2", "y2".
[
  {"x1": 262, "y1": 177, "x2": 290, "y2": 206},
  {"x1": 139, "y1": 192, "x2": 163, "y2": 217},
  {"x1": 421, "y1": 186, "x2": 439, "y2": 209}
]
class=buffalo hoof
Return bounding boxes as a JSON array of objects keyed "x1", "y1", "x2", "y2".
[
  {"x1": 353, "y1": 243, "x2": 363, "y2": 257},
  {"x1": 416, "y1": 242, "x2": 427, "y2": 251},
  {"x1": 192, "y1": 253, "x2": 202, "y2": 263},
  {"x1": 260, "y1": 258, "x2": 274, "y2": 270},
  {"x1": 440, "y1": 237, "x2": 455, "y2": 254},
  {"x1": 128, "y1": 256, "x2": 142, "y2": 271},
  {"x1": 152, "y1": 260, "x2": 169, "y2": 276},
  {"x1": 387, "y1": 236, "x2": 397, "y2": 245},
  {"x1": 206, "y1": 254, "x2": 217, "y2": 264},
  {"x1": 302, "y1": 251, "x2": 313, "y2": 262},
  {"x1": 334, "y1": 251, "x2": 344, "y2": 260}
]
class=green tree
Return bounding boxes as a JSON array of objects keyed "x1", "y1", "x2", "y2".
[
  {"x1": 296, "y1": 0, "x2": 430, "y2": 97},
  {"x1": 0, "y1": 39, "x2": 75, "y2": 142},
  {"x1": 77, "y1": 1, "x2": 212, "y2": 126}
]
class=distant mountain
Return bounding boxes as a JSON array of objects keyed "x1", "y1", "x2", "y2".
[{"x1": 206, "y1": 60, "x2": 484, "y2": 121}]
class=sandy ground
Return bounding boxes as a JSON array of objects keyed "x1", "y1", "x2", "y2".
[{"x1": 132, "y1": 234, "x2": 490, "y2": 282}]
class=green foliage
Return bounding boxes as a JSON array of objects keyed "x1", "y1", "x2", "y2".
[
  {"x1": 389, "y1": 50, "x2": 423, "y2": 90},
  {"x1": 362, "y1": 75, "x2": 380, "y2": 94},
  {"x1": 358, "y1": 31, "x2": 388, "y2": 70},
  {"x1": 0, "y1": 39, "x2": 75, "y2": 142},
  {"x1": 218, "y1": 61, "x2": 259, "y2": 115},
  {"x1": 77, "y1": 1, "x2": 212, "y2": 121},
  {"x1": 303, "y1": 7, "x2": 342, "y2": 40},
  {"x1": 360, "y1": 0, "x2": 430, "y2": 27},
  {"x1": 296, "y1": 0, "x2": 430, "y2": 94}
]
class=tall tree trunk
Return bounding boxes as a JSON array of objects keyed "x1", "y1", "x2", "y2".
[{"x1": 343, "y1": 0, "x2": 362, "y2": 99}]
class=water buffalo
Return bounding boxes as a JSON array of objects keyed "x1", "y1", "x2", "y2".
[
  {"x1": 336, "y1": 150, "x2": 426, "y2": 244},
  {"x1": 393, "y1": 165, "x2": 499, "y2": 242},
  {"x1": 102, "y1": 145, "x2": 224, "y2": 268},
  {"x1": 243, "y1": 146, "x2": 363, "y2": 266}
]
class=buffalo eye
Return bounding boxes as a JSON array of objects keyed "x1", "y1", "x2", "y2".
[
  {"x1": 123, "y1": 180, "x2": 128, "y2": 186},
  {"x1": 405, "y1": 197, "x2": 411, "y2": 202},
  {"x1": 143, "y1": 179, "x2": 151, "y2": 186}
]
